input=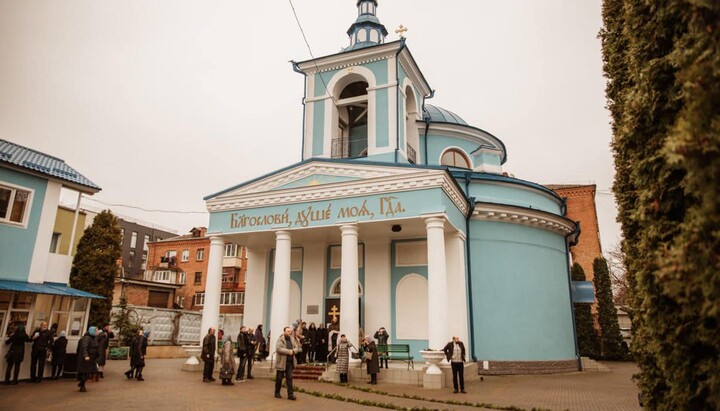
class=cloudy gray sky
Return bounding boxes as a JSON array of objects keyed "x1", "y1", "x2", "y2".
[{"x1": 0, "y1": 0, "x2": 621, "y2": 252}]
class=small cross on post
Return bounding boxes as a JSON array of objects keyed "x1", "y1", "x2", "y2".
[{"x1": 395, "y1": 24, "x2": 408, "y2": 39}]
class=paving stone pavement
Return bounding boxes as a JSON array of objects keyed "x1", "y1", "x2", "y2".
[{"x1": 0, "y1": 358, "x2": 641, "y2": 411}]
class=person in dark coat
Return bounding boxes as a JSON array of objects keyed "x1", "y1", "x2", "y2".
[
  {"x1": 443, "y1": 336, "x2": 467, "y2": 393},
  {"x1": 76, "y1": 326, "x2": 99, "y2": 392},
  {"x1": 363, "y1": 336, "x2": 379, "y2": 384},
  {"x1": 246, "y1": 327, "x2": 256, "y2": 379},
  {"x1": 51, "y1": 330, "x2": 68, "y2": 380},
  {"x1": 125, "y1": 329, "x2": 147, "y2": 381},
  {"x1": 29, "y1": 321, "x2": 53, "y2": 382},
  {"x1": 374, "y1": 327, "x2": 390, "y2": 369},
  {"x1": 4, "y1": 324, "x2": 30, "y2": 385},
  {"x1": 235, "y1": 326, "x2": 250, "y2": 382},
  {"x1": 201, "y1": 327, "x2": 216, "y2": 382},
  {"x1": 307, "y1": 323, "x2": 318, "y2": 362},
  {"x1": 254, "y1": 325, "x2": 267, "y2": 361},
  {"x1": 95, "y1": 323, "x2": 113, "y2": 379},
  {"x1": 316, "y1": 323, "x2": 328, "y2": 362}
]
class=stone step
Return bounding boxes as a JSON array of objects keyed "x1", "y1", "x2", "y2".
[{"x1": 580, "y1": 357, "x2": 611, "y2": 372}]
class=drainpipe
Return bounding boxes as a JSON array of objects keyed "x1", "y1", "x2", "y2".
[
  {"x1": 421, "y1": 90, "x2": 435, "y2": 165},
  {"x1": 292, "y1": 61, "x2": 308, "y2": 161},
  {"x1": 463, "y1": 172, "x2": 477, "y2": 361},
  {"x1": 394, "y1": 38, "x2": 406, "y2": 163},
  {"x1": 564, "y1": 221, "x2": 582, "y2": 370}
]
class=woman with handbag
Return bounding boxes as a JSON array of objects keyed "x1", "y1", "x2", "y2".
[
  {"x1": 363, "y1": 336, "x2": 379, "y2": 385},
  {"x1": 220, "y1": 335, "x2": 235, "y2": 386}
]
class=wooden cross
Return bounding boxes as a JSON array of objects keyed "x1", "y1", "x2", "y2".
[
  {"x1": 328, "y1": 305, "x2": 340, "y2": 321},
  {"x1": 395, "y1": 24, "x2": 408, "y2": 38}
]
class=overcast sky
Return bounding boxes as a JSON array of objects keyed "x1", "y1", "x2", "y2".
[{"x1": 0, "y1": 0, "x2": 621, "y2": 253}]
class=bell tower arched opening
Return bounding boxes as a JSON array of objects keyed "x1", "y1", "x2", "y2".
[
  {"x1": 404, "y1": 85, "x2": 420, "y2": 164},
  {"x1": 332, "y1": 78, "x2": 369, "y2": 159}
]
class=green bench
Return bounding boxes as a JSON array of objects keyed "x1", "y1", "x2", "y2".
[{"x1": 377, "y1": 344, "x2": 414, "y2": 370}]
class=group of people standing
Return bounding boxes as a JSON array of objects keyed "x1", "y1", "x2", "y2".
[
  {"x1": 4, "y1": 321, "x2": 114, "y2": 392},
  {"x1": 201, "y1": 324, "x2": 267, "y2": 385}
]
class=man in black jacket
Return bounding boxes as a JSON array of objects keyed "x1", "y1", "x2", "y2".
[
  {"x1": 236, "y1": 326, "x2": 250, "y2": 382},
  {"x1": 30, "y1": 321, "x2": 53, "y2": 382},
  {"x1": 442, "y1": 336, "x2": 466, "y2": 394},
  {"x1": 201, "y1": 328, "x2": 216, "y2": 382}
]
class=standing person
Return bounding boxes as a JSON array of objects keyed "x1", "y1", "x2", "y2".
[
  {"x1": 201, "y1": 327, "x2": 216, "y2": 383},
  {"x1": 76, "y1": 326, "x2": 99, "y2": 392},
  {"x1": 332, "y1": 334, "x2": 355, "y2": 384},
  {"x1": 96, "y1": 323, "x2": 113, "y2": 379},
  {"x1": 307, "y1": 323, "x2": 318, "y2": 363},
  {"x1": 363, "y1": 336, "x2": 379, "y2": 385},
  {"x1": 4, "y1": 324, "x2": 30, "y2": 385},
  {"x1": 235, "y1": 326, "x2": 250, "y2": 382},
  {"x1": 254, "y1": 325, "x2": 267, "y2": 361},
  {"x1": 274, "y1": 326, "x2": 299, "y2": 401},
  {"x1": 125, "y1": 329, "x2": 146, "y2": 381},
  {"x1": 374, "y1": 327, "x2": 389, "y2": 369},
  {"x1": 29, "y1": 321, "x2": 53, "y2": 382},
  {"x1": 246, "y1": 327, "x2": 256, "y2": 379},
  {"x1": 316, "y1": 323, "x2": 328, "y2": 362},
  {"x1": 328, "y1": 318, "x2": 340, "y2": 352},
  {"x1": 51, "y1": 331, "x2": 68, "y2": 380},
  {"x1": 295, "y1": 327, "x2": 306, "y2": 364},
  {"x1": 219, "y1": 335, "x2": 235, "y2": 386},
  {"x1": 443, "y1": 336, "x2": 466, "y2": 394}
]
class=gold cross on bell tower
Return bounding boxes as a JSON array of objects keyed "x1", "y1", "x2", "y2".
[
  {"x1": 328, "y1": 305, "x2": 340, "y2": 321},
  {"x1": 395, "y1": 24, "x2": 408, "y2": 39}
]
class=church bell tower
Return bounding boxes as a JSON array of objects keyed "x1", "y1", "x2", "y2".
[{"x1": 345, "y1": 0, "x2": 389, "y2": 52}]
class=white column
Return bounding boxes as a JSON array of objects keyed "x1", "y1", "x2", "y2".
[
  {"x1": 446, "y1": 232, "x2": 469, "y2": 347},
  {"x1": 339, "y1": 224, "x2": 360, "y2": 354},
  {"x1": 425, "y1": 216, "x2": 448, "y2": 349},
  {"x1": 243, "y1": 247, "x2": 269, "y2": 330},
  {"x1": 268, "y1": 230, "x2": 292, "y2": 359},
  {"x1": 199, "y1": 236, "x2": 224, "y2": 345}
]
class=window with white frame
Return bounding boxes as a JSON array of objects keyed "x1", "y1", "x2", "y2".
[
  {"x1": 222, "y1": 273, "x2": 235, "y2": 283},
  {"x1": 224, "y1": 243, "x2": 238, "y2": 257},
  {"x1": 219, "y1": 292, "x2": 245, "y2": 306},
  {"x1": 143, "y1": 235, "x2": 150, "y2": 251},
  {"x1": 178, "y1": 272, "x2": 186, "y2": 284},
  {"x1": 176, "y1": 295, "x2": 185, "y2": 308},
  {"x1": 193, "y1": 293, "x2": 205, "y2": 306},
  {"x1": 128, "y1": 251, "x2": 135, "y2": 268},
  {"x1": 0, "y1": 183, "x2": 32, "y2": 226},
  {"x1": 141, "y1": 252, "x2": 147, "y2": 270},
  {"x1": 181, "y1": 249, "x2": 189, "y2": 262},
  {"x1": 49, "y1": 232, "x2": 61, "y2": 253},
  {"x1": 130, "y1": 231, "x2": 138, "y2": 248},
  {"x1": 196, "y1": 248, "x2": 205, "y2": 261},
  {"x1": 152, "y1": 270, "x2": 173, "y2": 283}
]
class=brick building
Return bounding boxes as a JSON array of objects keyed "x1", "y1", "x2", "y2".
[
  {"x1": 117, "y1": 218, "x2": 177, "y2": 279},
  {"x1": 143, "y1": 227, "x2": 246, "y2": 314},
  {"x1": 547, "y1": 184, "x2": 603, "y2": 281}
]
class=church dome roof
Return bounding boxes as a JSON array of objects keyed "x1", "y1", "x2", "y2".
[{"x1": 423, "y1": 104, "x2": 468, "y2": 126}]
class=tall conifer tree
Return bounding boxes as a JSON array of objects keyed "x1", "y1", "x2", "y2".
[
  {"x1": 592, "y1": 257, "x2": 623, "y2": 360},
  {"x1": 600, "y1": 1, "x2": 719, "y2": 408},
  {"x1": 571, "y1": 263, "x2": 600, "y2": 359},
  {"x1": 70, "y1": 210, "x2": 122, "y2": 328}
]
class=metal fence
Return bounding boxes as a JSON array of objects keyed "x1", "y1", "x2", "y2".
[{"x1": 110, "y1": 305, "x2": 242, "y2": 345}]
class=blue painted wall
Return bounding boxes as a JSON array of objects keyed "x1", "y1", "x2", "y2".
[
  {"x1": 312, "y1": 100, "x2": 325, "y2": 157},
  {"x1": 390, "y1": 239, "x2": 429, "y2": 358},
  {"x1": 469, "y1": 220, "x2": 576, "y2": 361},
  {"x1": 0, "y1": 168, "x2": 48, "y2": 282},
  {"x1": 467, "y1": 180, "x2": 561, "y2": 215}
]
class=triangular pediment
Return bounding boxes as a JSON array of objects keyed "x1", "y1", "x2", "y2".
[{"x1": 205, "y1": 160, "x2": 469, "y2": 215}]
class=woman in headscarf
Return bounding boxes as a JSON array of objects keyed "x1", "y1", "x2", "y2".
[
  {"x1": 4, "y1": 324, "x2": 30, "y2": 385},
  {"x1": 220, "y1": 334, "x2": 235, "y2": 386},
  {"x1": 363, "y1": 335, "x2": 379, "y2": 385},
  {"x1": 77, "y1": 326, "x2": 99, "y2": 392},
  {"x1": 51, "y1": 330, "x2": 68, "y2": 380},
  {"x1": 127, "y1": 329, "x2": 147, "y2": 381},
  {"x1": 254, "y1": 325, "x2": 267, "y2": 360},
  {"x1": 330, "y1": 334, "x2": 356, "y2": 384}
]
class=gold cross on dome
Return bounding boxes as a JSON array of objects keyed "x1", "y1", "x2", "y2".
[
  {"x1": 395, "y1": 25, "x2": 408, "y2": 38},
  {"x1": 328, "y1": 305, "x2": 340, "y2": 321}
]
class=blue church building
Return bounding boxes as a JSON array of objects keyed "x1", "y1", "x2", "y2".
[{"x1": 201, "y1": 0, "x2": 581, "y2": 375}]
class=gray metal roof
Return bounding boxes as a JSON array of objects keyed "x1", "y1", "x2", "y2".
[
  {"x1": 423, "y1": 105, "x2": 468, "y2": 126},
  {"x1": 0, "y1": 139, "x2": 101, "y2": 192}
]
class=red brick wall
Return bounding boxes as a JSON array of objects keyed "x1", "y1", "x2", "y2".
[{"x1": 112, "y1": 282, "x2": 173, "y2": 309}]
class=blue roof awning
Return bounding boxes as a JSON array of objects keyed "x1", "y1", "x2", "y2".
[{"x1": 0, "y1": 280, "x2": 104, "y2": 299}]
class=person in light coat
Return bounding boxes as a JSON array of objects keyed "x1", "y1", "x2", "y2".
[
  {"x1": 220, "y1": 335, "x2": 235, "y2": 386},
  {"x1": 274, "y1": 326, "x2": 299, "y2": 401}
]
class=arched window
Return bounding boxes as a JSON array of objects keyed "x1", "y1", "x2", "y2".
[
  {"x1": 440, "y1": 148, "x2": 471, "y2": 168},
  {"x1": 329, "y1": 278, "x2": 363, "y2": 297},
  {"x1": 404, "y1": 85, "x2": 419, "y2": 164},
  {"x1": 333, "y1": 81, "x2": 369, "y2": 159}
]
